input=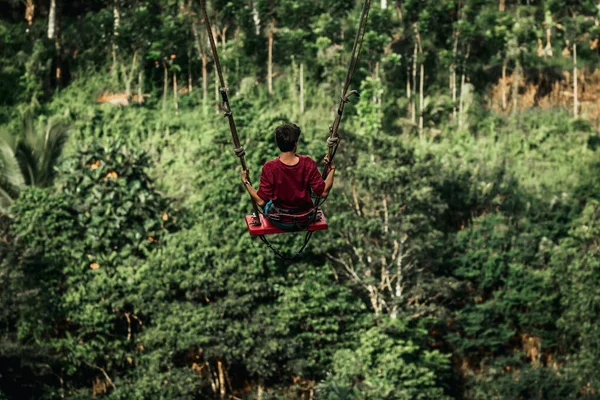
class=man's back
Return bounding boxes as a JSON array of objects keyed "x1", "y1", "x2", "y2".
[{"x1": 257, "y1": 155, "x2": 325, "y2": 210}]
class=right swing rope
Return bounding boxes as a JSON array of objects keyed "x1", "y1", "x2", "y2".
[{"x1": 312, "y1": 0, "x2": 373, "y2": 215}]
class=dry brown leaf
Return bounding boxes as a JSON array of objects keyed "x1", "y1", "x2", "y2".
[{"x1": 104, "y1": 171, "x2": 118, "y2": 180}]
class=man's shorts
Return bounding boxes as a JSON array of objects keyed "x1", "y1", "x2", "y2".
[{"x1": 263, "y1": 200, "x2": 317, "y2": 232}]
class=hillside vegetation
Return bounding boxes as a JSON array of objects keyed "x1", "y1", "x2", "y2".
[{"x1": 1, "y1": 0, "x2": 600, "y2": 399}]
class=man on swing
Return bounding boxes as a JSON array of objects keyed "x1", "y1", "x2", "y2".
[{"x1": 241, "y1": 123, "x2": 336, "y2": 231}]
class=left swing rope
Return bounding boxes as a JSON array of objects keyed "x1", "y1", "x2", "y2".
[{"x1": 199, "y1": 0, "x2": 261, "y2": 224}]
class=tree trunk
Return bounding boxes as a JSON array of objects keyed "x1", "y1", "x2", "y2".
[
  {"x1": 122, "y1": 52, "x2": 137, "y2": 100},
  {"x1": 407, "y1": 64, "x2": 412, "y2": 122},
  {"x1": 395, "y1": 3, "x2": 403, "y2": 22},
  {"x1": 173, "y1": 72, "x2": 179, "y2": 116},
  {"x1": 378, "y1": 84, "x2": 382, "y2": 109},
  {"x1": 25, "y1": 0, "x2": 35, "y2": 26},
  {"x1": 257, "y1": 378, "x2": 264, "y2": 400},
  {"x1": 382, "y1": 195, "x2": 389, "y2": 234},
  {"x1": 215, "y1": 67, "x2": 219, "y2": 113},
  {"x1": 112, "y1": 1, "x2": 120, "y2": 78},
  {"x1": 395, "y1": 244, "x2": 404, "y2": 299},
  {"x1": 411, "y1": 43, "x2": 417, "y2": 125},
  {"x1": 188, "y1": 60, "x2": 193, "y2": 93},
  {"x1": 113, "y1": 2, "x2": 120, "y2": 36},
  {"x1": 367, "y1": 283, "x2": 381, "y2": 317},
  {"x1": 206, "y1": 363, "x2": 217, "y2": 395},
  {"x1": 573, "y1": 42, "x2": 578, "y2": 118},
  {"x1": 48, "y1": 0, "x2": 62, "y2": 86},
  {"x1": 252, "y1": 1, "x2": 261, "y2": 35},
  {"x1": 502, "y1": 59, "x2": 507, "y2": 111},
  {"x1": 374, "y1": 61, "x2": 380, "y2": 104},
  {"x1": 291, "y1": 59, "x2": 298, "y2": 112},
  {"x1": 545, "y1": 26, "x2": 553, "y2": 56},
  {"x1": 123, "y1": 68, "x2": 131, "y2": 100},
  {"x1": 218, "y1": 361, "x2": 226, "y2": 399},
  {"x1": 268, "y1": 28, "x2": 274, "y2": 96},
  {"x1": 451, "y1": 17, "x2": 459, "y2": 121},
  {"x1": 221, "y1": 26, "x2": 228, "y2": 53},
  {"x1": 191, "y1": 18, "x2": 208, "y2": 110},
  {"x1": 162, "y1": 62, "x2": 168, "y2": 111},
  {"x1": 459, "y1": 69, "x2": 466, "y2": 127},
  {"x1": 391, "y1": 239, "x2": 406, "y2": 320},
  {"x1": 48, "y1": 0, "x2": 56, "y2": 39},
  {"x1": 512, "y1": 60, "x2": 520, "y2": 116},
  {"x1": 419, "y1": 62, "x2": 424, "y2": 139},
  {"x1": 459, "y1": 44, "x2": 471, "y2": 125},
  {"x1": 499, "y1": 0, "x2": 505, "y2": 12},
  {"x1": 415, "y1": 25, "x2": 424, "y2": 139},
  {"x1": 300, "y1": 62, "x2": 305, "y2": 114},
  {"x1": 219, "y1": 26, "x2": 228, "y2": 79},
  {"x1": 202, "y1": 54, "x2": 208, "y2": 110},
  {"x1": 55, "y1": 32, "x2": 62, "y2": 86},
  {"x1": 452, "y1": 67, "x2": 457, "y2": 120},
  {"x1": 137, "y1": 70, "x2": 143, "y2": 103}
]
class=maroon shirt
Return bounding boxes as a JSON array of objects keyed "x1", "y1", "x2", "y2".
[{"x1": 257, "y1": 155, "x2": 325, "y2": 210}]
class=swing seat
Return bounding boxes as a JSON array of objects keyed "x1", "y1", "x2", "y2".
[{"x1": 245, "y1": 211, "x2": 328, "y2": 236}]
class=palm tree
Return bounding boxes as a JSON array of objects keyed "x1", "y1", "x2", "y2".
[{"x1": 0, "y1": 118, "x2": 69, "y2": 214}]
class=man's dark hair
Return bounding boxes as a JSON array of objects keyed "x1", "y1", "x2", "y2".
[{"x1": 274, "y1": 124, "x2": 301, "y2": 152}]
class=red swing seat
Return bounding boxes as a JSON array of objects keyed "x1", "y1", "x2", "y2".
[{"x1": 245, "y1": 211, "x2": 328, "y2": 236}]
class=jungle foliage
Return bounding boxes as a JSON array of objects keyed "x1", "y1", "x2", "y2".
[{"x1": 1, "y1": 0, "x2": 600, "y2": 399}]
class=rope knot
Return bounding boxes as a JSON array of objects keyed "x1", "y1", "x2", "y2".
[
  {"x1": 234, "y1": 147, "x2": 246, "y2": 158},
  {"x1": 219, "y1": 87, "x2": 230, "y2": 105},
  {"x1": 327, "y1": 136, "x2": 340, "y2": 148},
  {"x1": 342, "y1": 90, "x2": 360, "y2": 103}
]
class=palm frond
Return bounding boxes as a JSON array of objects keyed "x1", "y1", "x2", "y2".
[
  {"x1": 0, "y1": 127, "x2": 17, "y2": 149},
  {"x1": 0, "y1": 138, "x2": 26, "y2": 213},
  {"x1": 38, "y1": 120, "x2": 70, "y2": 187},
  {"x1": 15, "y1": 139, "x2": 38, "y2": 186},
  {"x1": 13, "y1": 117, "x2": 70, "y2": 188}
]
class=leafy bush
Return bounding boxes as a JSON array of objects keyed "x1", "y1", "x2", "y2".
[
  {"x1": 3, "y1": 139, "x2": 178, "y2": 397},
  {"x1": 465, "y1": 360, "x2": 581, "y2": 400},
  {"x1": 552, "y1": 200, "x2": 600, "y2": 396},
  {"x1": 318, "y1": 320, "x2": 450, "y2": 399}
]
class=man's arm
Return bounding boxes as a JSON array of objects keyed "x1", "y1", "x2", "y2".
[
  {"x1": 321, "y1": 160, "x2": 335, "y2": 198},
  {"x1": 241, "y1": 169, "x2": 266, "y2": 207}
]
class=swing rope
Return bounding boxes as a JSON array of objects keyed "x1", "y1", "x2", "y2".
[
  {"x1": 200, "y1": 0, "x2": 372, "y2": 259},
  {"x1": 320, "y1": 0, "x2": 373, "y2": 184},
  {"x1": 199, "y1": 0, "x2": 261, "y2": 224}
]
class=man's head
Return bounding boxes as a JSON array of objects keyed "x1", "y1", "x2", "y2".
[{"x1": 274, "y1": 123, "x2": 301, "y2": 153}]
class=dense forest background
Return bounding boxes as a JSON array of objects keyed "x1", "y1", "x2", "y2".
[{"x1": 1, "y1": 0, "x2": 600, "y2": 398}]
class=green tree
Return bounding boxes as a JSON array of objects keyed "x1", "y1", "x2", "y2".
[
  {"x1": 318, "y1": 320, "x2": 450, "y2": 399},
  {"x1": 324, "y1": 128, "x2": 447, "y2": 320},
  {"x1": 448, "y1": 212, "x2": 559, "y2": 359},
  {"x1": 553, "y1": 200, "x2": 600, "y2": 396},
  {"x1": 2, "y1": 139, "x2": 177, "y2": 398}
]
